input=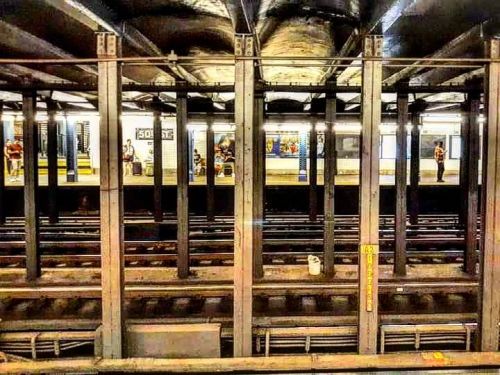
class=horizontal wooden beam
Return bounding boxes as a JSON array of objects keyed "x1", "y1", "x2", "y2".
[{"x1": 2, "y1": 351, "x2": 500, "y2": 373}]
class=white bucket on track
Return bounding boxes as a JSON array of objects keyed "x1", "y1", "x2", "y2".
[{"x1": 307, "y1": 255, "x2": 321, "y2": 276}]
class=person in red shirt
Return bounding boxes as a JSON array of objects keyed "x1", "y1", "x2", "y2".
[{"x1": 7, "y1": 139, "x2": 22, "y2": 182}]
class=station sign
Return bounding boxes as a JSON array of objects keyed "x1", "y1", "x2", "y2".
[{"x1": 135, "y1": 128, "x2": 174, "y2": 141}]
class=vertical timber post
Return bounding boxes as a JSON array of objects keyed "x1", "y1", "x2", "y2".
[
  {"x1": 233, "y1": 34, "x2": 255, "y2": 357},
  {"x1": 206, "y1": 116, "x2": 215, "y2": 222},
  {"x1": 177, "y1": 92, "x2": 190, "y2": 279},
  {"x1": 23, "y1": 91, "x2": 40, "y2": 282},
  {"x1": 97, "y1": 32, "x2": 125, "y2": 359},
  {"x1": 394, "y1": 91, "x2": 408, "y2": 276},
  {"x1": 358, "y1": 36, "x2": 382, "y2": 354},
  {"x1": 0, "y1": 101, "x2": 5, "y2": 225},
  {"x1": 464, "y1": 90, "x2": 480, "y2": 275},
  {"x1": 253, "y1": 93, "x2": 264, "y2": 279},
  {"x1": 153, "y1": 97, "x2": 163, "y2": 223},
  {"x1": 323, "y1": 87, "x2": 336, "y2": 278},
  {"x1": 309, "y1": 118, "x2": 318, "y2": 222},
  {"x1": 46, "y1": 99, "x2": 59, "y2": 224},
  {"x1": 479, "y1": 39, "x2": 500, "y2": 351}
]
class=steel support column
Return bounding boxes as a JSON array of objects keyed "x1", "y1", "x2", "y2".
[
  {"x1": 152, "y1": 97, "x2": 163, "y2": 223},
  {"x1": 23, "y1": 91, "x2": 40, "y2": 282},
  {"x1": 394, "y1": 92, "x2": 408, "y2": 276},
  {"x1": 65, "y1": 117, "x2": 78, "y2": 183},
  {"x1": 358, "y1": 36, "x2": 382, "y2": 355},
  {"x1": 309, "y1": 119, "x2": 318, "y2": 222},
  {"x1": 479, "y1": 39, "x2": 500, "y2": 351},
  {"x1": 323, "y1": 90, "x2": 336, "y2": 278},
  {"x1": 463, "y1": 91, "x2": 480, "y2": 275},
  {"x1": 233, "y1": 34, "x2": 255, "y2": 357},
  {"x1": 459, "y1": 107, "x2": 469, "y2": 227},
  {"x1": 0, "y1": 101, "x2": 5, "y2": 225},
  {"x1": 97, "y1": 32, "x2": 124, "y2": 359},
  {"x1": 46, "y1": 99, "x2": 58, "y2": 224},
  {"x1": 176, "y1": 92, "x2": 190, "y2": 279},
  {"x1": 253, "y1": 93, "x2": 264, "y2": 279},
  {"x1": 206, "y1": 116, "x2": 215, "y2": 222},
  {"x1": 409, "y1": 112, "x2": 421, "y2": 225}
]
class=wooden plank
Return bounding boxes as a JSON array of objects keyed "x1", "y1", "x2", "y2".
[
  {"x1": 46, "y1": 99, "x2": 59, "y2": 224},
  {"x1": 7, "y1": 351, "x2": 500, "y2": 373},
  {"x1": 309, "y1": 119, "x2": 318, "y2": 222},
  {"x1": 23, "y1": 91, "x2": 40, "y2": 282},
  {"x1": 0, "y1": 101, "x2": 5, "y2": 225},
  {"x1": 394, "y1": 91, "x2": 408, "y2": 276},
  {"x1": 233, "y1": 34, "x2": 255, "y2": 357},
  {"x1": 253, "y1": 94, "x2": 264, "y2": 279},
  {"x1": 409, "y1": 111, "x2": 420, "y2": 225},
  {"x1": 177, "y1": 92, "x2": 190, "y2": 279},
  {"x1": 153, "y1": 97, "x2": 163, "y2": 223},
  {"x1": 479, "y1": 39, "x2": 500, "y2": 351},
  {"x1": 206, "y1": 116, "x2": 215, "y2": 222},
  {"x1": 97, "y1": 32, "x2": 125, "y2": 359},
  {"x1": 463, "y1": 90, "x2": 480, "y2": 275},
  {"x1": 358, "y1": 36, "x2": 382, "y2": 355},
  {"x1": 323, "y1": 89, "x2": 336, "y2": 278}
]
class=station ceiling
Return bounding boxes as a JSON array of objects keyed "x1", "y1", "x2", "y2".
[{"x1": 0, "y1": 0, "x2": 499, "y2": 111}]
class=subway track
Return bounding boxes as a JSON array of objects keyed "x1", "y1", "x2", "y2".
[
  {"x1": 0, "y1": 214, "x2": 476, "y2": 266},
  {"x1": 0, "y1": 250, "x2": 473, "y2": 268}
]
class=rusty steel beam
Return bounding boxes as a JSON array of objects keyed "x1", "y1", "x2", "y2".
[
  {"x1": 22, "y1": 90, "x2": 40, "y2": 282},
  {"x1": 97, "y1": 32, "x2": 125, "y2": 359},
  {"x1": 358, "y1": 36, "x2": 383, "y2": 355},
  {"x1": 478, "y1": 39, "x2": 500, "y2": 352},
  {"x1": 233, "y1": 34, "x2": 255, "y2": 357}
]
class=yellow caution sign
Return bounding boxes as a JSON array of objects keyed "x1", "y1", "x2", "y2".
[{"x1": 361, "y1": 245, "x2": 378, "y2": 312}]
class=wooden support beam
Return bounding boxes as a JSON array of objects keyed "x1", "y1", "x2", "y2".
[
  {"x1": 323, "y1": 90, "x2": 336, "y2": 278},
  {"x1": 97, "y1": 32, "x2": 124, "y2": 359},
  {"x1": 409, "y1": 112, "x2": 421, "y2": 225},
  {"x1": 463, "y1": 90, "x2": 480, "y2": 276},
  {"x1": 177, "y1": 92, "x2": 190, "y2": 279},
  {"x1": 153, "y1": 97, "x2": 163, "y2": 223},
  {"x1": 253, "y1": 93, "x2": 264, "y2": 279},
  {"x1": 309, "y1": 119, "x2": 318, "y2": 222},
  {"x1": 233, "y1": 34, "x2": 255, "y2": 357},
  {"x1": 8, "y1": 351, "x2": 500, "y2": 374},
  {"x1": 394, "y1": 92, "x2": 408, "y2": 276},
  {"x1": 23, "y1": 91, "x2": 40, "y2": 282},
  {"x1": 206, "y1": 117, "x2": 215, "y2": 222},
  {"x1": 0, "y1": 101, "x2": 5, "y2": 225},
  {"x1": 358, "y1": 36, "x2": 382, "y2": 355},
  {"x1": 46, "y1": 99, "x2": 59, "y2": 224},
  {"x1": 479, "y1": 39, "x2": 500, "y2": 351}
]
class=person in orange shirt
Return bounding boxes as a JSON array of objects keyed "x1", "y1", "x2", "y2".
[{"x1": 434, "y1": 141, "x2": 446, "y2": 182}]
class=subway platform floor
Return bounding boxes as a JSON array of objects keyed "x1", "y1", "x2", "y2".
[{"x1": 3, "y1": 173, "x2": 461, "y2": 187}]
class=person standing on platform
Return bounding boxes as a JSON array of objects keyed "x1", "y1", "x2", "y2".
[
  {"x1": 7, "y1": 139, "x2": 22, "y2": 182},
  {"x1": 434, "y1": 141, "x2": 446, "y2": 182},
  {"x1": 3, "y1": 139, "x2": 12, "y2": 176},
  {"x1": 122, "y1": 139, "x2": 135, "y2": 176}
]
